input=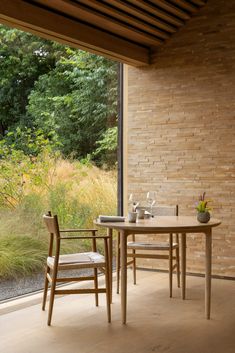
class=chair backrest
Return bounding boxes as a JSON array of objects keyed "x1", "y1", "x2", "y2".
[
  {"x1": 151, "y1": 205, "x2": 178, "y2": 216},
  {"x1": 43, "y1": 214, "x2": 60, "y2": 238}
]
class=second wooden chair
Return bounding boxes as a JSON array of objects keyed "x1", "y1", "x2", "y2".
[{"x1": 116, "y1": 205, "x2": 180, "y2": 297}]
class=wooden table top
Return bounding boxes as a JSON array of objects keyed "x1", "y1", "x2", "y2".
[{"x1": 94, "y1": 216, "x2": 221, "y2": 233}]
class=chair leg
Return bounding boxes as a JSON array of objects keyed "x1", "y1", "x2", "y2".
[
  {"x1": 132, "y1": 250, "x2": 137, "y2": 285},
  {"x1": 47, "y1": 269, "x2": 57, "y2": 326},
  {"x1": 42, "y1": 266, "x2": 50, "y2": 311},
  {"x1": 94, "y1": 268, "x2": 99, "y2": 306},
  {"x1": 169, "y1": 233, "x2": 173, "y2": 298},
  {"x1": 104, "y1": 239, "x2": 111, "y2": 323},
  {"x1": 105, "y1": 267, "x2": 111, "y2": 323},
  {"x1": 176, "y1": 245, "x2": 180, "y2": 288},
  {"x1": 116, "y1": 232, "x2": 120, "y2": 294},
  {"x1": 131, "y1": 234, "x2": 137, "y2": 285}
]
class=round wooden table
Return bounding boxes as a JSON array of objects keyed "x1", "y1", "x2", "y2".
[{"x1": 95, "y1": 216, "x2": 221, "y2": 324}]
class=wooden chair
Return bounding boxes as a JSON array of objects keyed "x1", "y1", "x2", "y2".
[
  {"x1": 116, "y1": 205, "x2": 180, "y2": 298},
  {"x1": 42, "y1": 212, "x2": 111, "y2": 326}
]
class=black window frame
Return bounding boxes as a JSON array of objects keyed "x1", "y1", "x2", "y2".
[{"x1": 117, "y1": 63, "x2": 124, "y2": 216}]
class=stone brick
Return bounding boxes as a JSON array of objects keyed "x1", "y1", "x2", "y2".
[{"x1": 126, "y1": 0, "x2": 235, "y2": 277}]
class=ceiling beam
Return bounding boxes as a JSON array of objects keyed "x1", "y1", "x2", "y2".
[
  {"x1": 123, "y1": 0, "x2": 185, "y2": 26},
  {"x1": 33, "y1": 0, "x2": 166, "y2": 45},
  {"x1": 169, "y1": 0, "x2": 198, "y2": 12},
  {"x1": 0, "y1": 0, "x2": 150, "y2": 66},
  {"x1": 190, "y1": 0, "x2": 207, "y2": 6},
  {"x1": 148, "y1": 0, "x2": 191, "y2": 20},
  {"x1": 83, "y1": 0, "x2": 177, "y2": 33}
]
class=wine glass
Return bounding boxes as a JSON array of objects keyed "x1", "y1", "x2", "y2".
[
  {"x1": 146, "y1": 191, "x2": 156, "y2": 216},
  {"x1": 129, "y1": 193, "x2": 139, "y2": 212}
]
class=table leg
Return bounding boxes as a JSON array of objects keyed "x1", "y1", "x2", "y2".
[
  {"x1": 205, "y1": 229, "x2": 212, "y2": 319},
  {"x1": 107, "y1": 228, "x2": 113, "y2": 303},
  {"x1": 116, "y1": 232, "x2": 120, "y2": 294},
  {"x1": 181, "y1": 233, "x2": 186, "y2": 300},
  {"x1": 120, "y1": 230, "x2": 128, "y2": 324}
]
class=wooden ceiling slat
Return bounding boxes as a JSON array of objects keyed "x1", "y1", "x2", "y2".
[
  {"x1": 169, "y1": 0, "x2": 198, "y2": 12},
  {"x1": 190, "y1": 0, "x2": 207, "y2": 6},
  {"x1": 148, "y1": 0, "x2": 190, "y2": 20},
  {"x1": 0, "y1": 0, "x2": 150, "y2": 65},
  {"x1": 76, "y1": 0, "x2": 177, "y2": 34},
  {"x1": 123, "y1": 0, "x2": 185, "y2": 26},
  {"x1": 32, "y1": 0, "x2": 165, "y2": 46},
  {"x1": 105, "y1": 0, "x2": 184, "y2": 27},
  {"x1": 90, "y1": 0, "x2": 177, "y2": 33},
  {"x1": 35, "y1": 0, "x2": 170, "y2": 40},
  {"x1": 80, "y1": 0, "x2": 177, "y2": 33}
]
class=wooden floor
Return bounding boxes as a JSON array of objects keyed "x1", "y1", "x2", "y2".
[{"x1": 1, "y1": 270, "x2": 235, "y2": 353}]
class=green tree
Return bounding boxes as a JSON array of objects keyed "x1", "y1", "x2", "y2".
[
  {"x1": 27, "y1": 50, "x2": 118, "y2": 160},
  {"x1": 0, "y1": 25, "x2": 66, "y2": 135},
  {"x1": 0, "y1": 25, "x2": 118, "y2": 167},
  {"x1": 92, "y1": 127, "x2": 118, "y2": 168}
]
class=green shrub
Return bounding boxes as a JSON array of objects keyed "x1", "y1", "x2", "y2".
[{"x1": 0, "y1": 235, "x2": 47, "y2": 279}]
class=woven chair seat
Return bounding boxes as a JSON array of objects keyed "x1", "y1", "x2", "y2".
[
  {"x1": 47, "y1": 252, "x2": 105, "y2": 270},
  {"x1": 127, "y1": 241, "x2": 178, "y2": 251}
]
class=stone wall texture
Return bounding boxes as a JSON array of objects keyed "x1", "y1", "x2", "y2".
[{"x1": 127, "y1": 0, "x2": 235, "y2": 277}]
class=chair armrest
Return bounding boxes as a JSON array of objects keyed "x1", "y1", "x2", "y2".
[
  {"x1": 60, "y1": 229, "x2": 98, "y2": 233},
  {"x1": 60, "y1": 236, "x2": 110, "y2": 240}
]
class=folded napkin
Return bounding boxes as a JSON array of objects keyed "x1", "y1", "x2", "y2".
[{"x1": 98, "y1": 215, "x2": 125, "y2": 222}]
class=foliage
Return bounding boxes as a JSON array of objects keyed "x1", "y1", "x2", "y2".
[
  {"x1": 195, "y1": 192, "x2": 212, "y2": 213},
  {"x1": 0, "y1": 126, "x2": 60, "y2": 156},
  {"x1": 93, "y1": 127, "x2": 118, "y2": 167},
  {"x1": 0, "y1": 25, "x2": 118, "y2": 279},
  {"x1": 0, "y1": 234, "x2": 48, "y2": 279},
  {"x1": 0, "y1": 25, "x2": 64, "y2": 134},
  {"x1": 0, "y1": 150, "x2": 117, "y2": 279},
  {"x1": 0, "y1": 25, "x2": 118, "y2": 167},
  {"x1": 0, "y1": 129, "x2": 59, "y2": 208},
  {"x1": 27, "y1": 50, "x2": 118, "y2": 161}
]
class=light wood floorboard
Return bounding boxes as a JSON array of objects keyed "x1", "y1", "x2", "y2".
[{"x1": 0, "y1": 271, "x2": 235, "y2": 353}]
